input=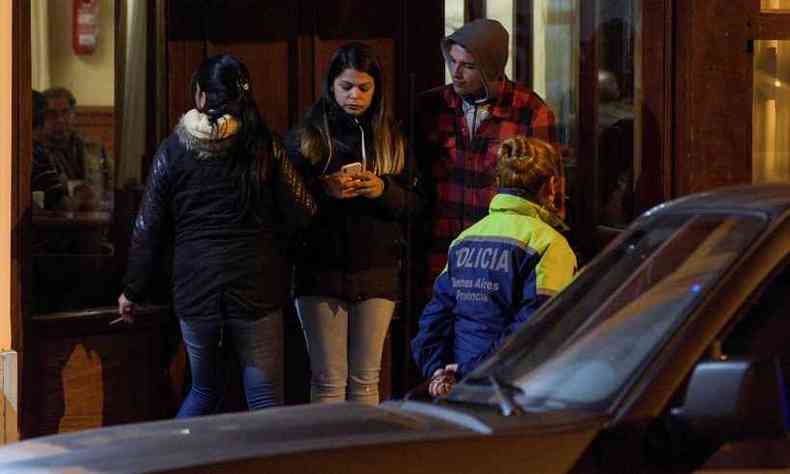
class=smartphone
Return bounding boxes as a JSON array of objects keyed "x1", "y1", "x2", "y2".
[{"x1": 341, "y1": 162, "x2": 363, "y2": 175}]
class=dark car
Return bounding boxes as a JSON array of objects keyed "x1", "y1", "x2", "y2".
[{"x1": 3, "y1": 184, "x2": 790, "y2": 473}]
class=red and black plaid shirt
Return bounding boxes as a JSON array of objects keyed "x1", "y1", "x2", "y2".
[{"x1": 416, "y1": 80, "x2": 558, "y2": 290}]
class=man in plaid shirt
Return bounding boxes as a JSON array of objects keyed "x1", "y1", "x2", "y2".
[{"x1": 417, "y1": 19, "x2": 560, "y2": 294}]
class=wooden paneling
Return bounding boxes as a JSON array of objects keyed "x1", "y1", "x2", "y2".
[
  {"x1": 315, "y1": 1, "x2": 401, "y2": 39},
  {"x1": 26, "y1": 307, "x2": 175, "y2": 437},
  {"x1": 205, "y1": 2, "x2": 295, "y2": 136},
  {"x1": 165, "y1": 0, "x2": 205, "y2": 133},
  {"x1": 636, "y1": 0, "x2": 672, "y2": 212},
  {"x1": 575, "y1": 0, "x2": 599, "y2": 260},
  {"x1": 36, "y1": 334, "x2": 152, "y2": 433},
  {"x1": 674, "y1": 0, "x2": 757, "y2": 195},
  {"x1": 756, "y1": 11, "x2": 790, "y2": 39},
  {"x1": 74, "y1": 106, "x2": 114, "y2": 158},
  {"x1": 209, "y1": 40, "x2": 292, "y2": 135}
]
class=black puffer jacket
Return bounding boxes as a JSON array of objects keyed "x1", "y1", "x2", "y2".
[
  {"x1": 287, "y1": 108, "x2": 422, "y2": 301},
  {"x1": 124, "y1": 111, "x2": 316, "y2": 319}
]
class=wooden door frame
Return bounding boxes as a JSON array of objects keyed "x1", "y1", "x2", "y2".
[{"x1": 11, "y1": 0, "x2": 30, "y2": 439}]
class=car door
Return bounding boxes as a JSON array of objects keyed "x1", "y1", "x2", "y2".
[
  {"x1": 693, "y1": 249, "x2": 790, "y2": 472},
  {"x1": 563, "y1": 211, "x2": 790, "y2": 474}
]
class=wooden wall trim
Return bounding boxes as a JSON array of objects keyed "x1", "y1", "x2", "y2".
[
  {"x1": 672, "y1": 0, "x2": 691, "y2": 197},
  {"x1": 662, "y1": 0, "x2": 674, "y2": 200},
  {"x1": 756, "y1": 11, "x2": 790, "y2": 39},
  {"x1": 12, "y1": 0, "x2": 30, "y2": 441},
  {"x1": 11, "y1": 0, "x2": 29, "y2": 354},
  {"x1": 74, "y1": 106, "x2": 114, "y2": 122},
  {"x1": 575, "y1": 0, "x2": 599, "y2": 258},
  {"x1": 637, "y1": 0, "x2": 672, "y2": 210},
  {"x1": 673, "y1": 0, "x2": 757, "y2": 195},
  {"x1": 513, "y1": 0, "x2": 533, "y2": 87}
]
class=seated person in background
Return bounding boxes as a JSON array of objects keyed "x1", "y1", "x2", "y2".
[
  {"x1": 32, "y1": 90, "x2": 66, "y2": 210},
  {"x1": 40, "y1": 86, "x2": 104, "y2": 211},
  {"x1": 41, "y1": 87, "x2": 87, "y2": 180},
  {"x1": 411, "y1": 136, "x2": 577, "y2": 398}
]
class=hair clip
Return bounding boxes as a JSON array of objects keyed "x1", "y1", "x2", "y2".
[{"x1": 237, "y1": 79, "x2": 250, "y2": 95}]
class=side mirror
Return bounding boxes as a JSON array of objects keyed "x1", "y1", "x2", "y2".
[{"x1": 671, "y1": 358, "x2": 788, "y2": 441}]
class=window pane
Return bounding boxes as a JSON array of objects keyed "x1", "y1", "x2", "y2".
[
  {"x1": 485, "y1": 0, "x2": 514, "y2": 79},
  {"x1": 597, "y1": 0, "x2": 640, "y2": 228},
  {"x1": 532, "y1": 0, "x2": 579, "y2": 159},
  {"x1": 753, "y1": 40, "x2": 790, "y2": 183}
]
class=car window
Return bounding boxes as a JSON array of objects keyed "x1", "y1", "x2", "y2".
[{"x1": 453, "y1": 212, "x2": 767, "y2": 413}]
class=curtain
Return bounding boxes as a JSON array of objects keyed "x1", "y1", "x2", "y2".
[
  {"x1": 31, "y1": 0, "x2": 50, "y2": 91},
  {"x1": 117, "y1": 0, "x2": 147, "y2": 188}
]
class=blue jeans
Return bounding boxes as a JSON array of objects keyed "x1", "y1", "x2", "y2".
[
  {"x1": 177, "y1": 304, "x2": 283, "y2": 418},
  {"x1": 296, "y1": 296, "x2": 395, "y2": 405}
]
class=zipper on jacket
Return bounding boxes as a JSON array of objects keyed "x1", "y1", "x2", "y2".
[{"x1": 354, "y1": 118, "x2": 368, "y2": 172}]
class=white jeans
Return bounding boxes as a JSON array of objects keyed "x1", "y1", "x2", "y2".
[{"x1": 295, "y1": 296, "x2": 395, "y2": 405}]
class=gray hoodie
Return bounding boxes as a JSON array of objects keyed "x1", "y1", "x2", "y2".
[{"x1": 441, "y1": 19, "x2": 509, "y2": 102}]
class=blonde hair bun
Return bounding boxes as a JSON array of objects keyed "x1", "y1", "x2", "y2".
[{"x1": 496, "y1": 136, "x2": 562, "y2": 211}]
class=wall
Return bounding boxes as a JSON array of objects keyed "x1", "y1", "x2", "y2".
[
  {"x1": 1, "y1": 0, "x2": 12, "y2": 352},
  {"x1": 48, "y1": 0, "x2": 114, "y2": 106}
]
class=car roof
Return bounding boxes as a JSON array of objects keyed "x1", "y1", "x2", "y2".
[{"x1": 643, "y1": 183, "x2": 790, "y2": 219}]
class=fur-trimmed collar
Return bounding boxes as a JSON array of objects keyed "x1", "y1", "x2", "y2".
[{"x1": 175, "y1": 109, "x2": 241, "y2": 159}]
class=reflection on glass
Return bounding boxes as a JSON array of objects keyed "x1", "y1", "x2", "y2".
[
  {"x1": 753, "y1": 40, "x2": 790, "y2": 183},
  {"x1": 596, "y1": 0, "x2": 640, "y2": 228},
  {"x1": 532, "y1": 0, "x2": 579, "y2": 162},
  {"x1": 444, "y1": 0, "x2": 464, "y2": 84},
  {"x1": 762, "y1": 0, "x2": 790, "y2": 10},
  {"x1": 31, "y1": 0, "x2": 117, "y2": 314}
]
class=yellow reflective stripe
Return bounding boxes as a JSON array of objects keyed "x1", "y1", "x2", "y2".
[{"x1": 535, "y1": 239, "x2": 577, "y2": 294}]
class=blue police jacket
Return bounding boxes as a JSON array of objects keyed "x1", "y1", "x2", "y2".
[{"x1": 412, "y1": 189, "x2": 577, "y2": 378}]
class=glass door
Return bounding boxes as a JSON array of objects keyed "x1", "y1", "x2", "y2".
[{"x1": 753, "y1": 0, "x2": 790, "y2": 182}]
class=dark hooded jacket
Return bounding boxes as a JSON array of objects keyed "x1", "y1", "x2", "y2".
[
  {"x1": 441, "y1": 18, "x2": 509, "y2": 101},
  {"x1": 123, "y1": 110, "x2": 316, "y2": 319},
  {"x1": 287, "y1": 100, "x2": 422, "y2": 302}
]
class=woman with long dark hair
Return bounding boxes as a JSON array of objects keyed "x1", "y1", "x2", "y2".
[
  {"x1": 119, "y1": 54, "x2": 315, "y2": 417},
  {"x1": 288, "y1": 42, "x2": 421, "y2": 404}
]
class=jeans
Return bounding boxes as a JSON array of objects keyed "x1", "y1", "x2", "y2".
[
  {"x1": 176, "y1": 301, "x2": 283, "y2": 418},
  {"x1": 296, "y1": 296, "x2": 395, "y2": 405}
]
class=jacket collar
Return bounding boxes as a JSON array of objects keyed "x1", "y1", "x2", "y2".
[
  {"x1": 442, "y1": 80, "x2": 515, "y2": 120},
  {"x1": 175, "y1": 109, "x2": 240, "y2": 159},
  {"x1": 490, "y1": 188, "x2": 569, "y2": 231}
]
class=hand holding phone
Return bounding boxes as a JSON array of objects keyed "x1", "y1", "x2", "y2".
[
  {"x1": 341, "y1": 162, "x2": 363, "y2": 175},
  {"x1": 322, "y1": 168, "x2": 360, "y2": 199}
]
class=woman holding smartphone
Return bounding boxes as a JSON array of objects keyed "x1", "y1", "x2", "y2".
[{"x1": 287, "y1": 42, "x2": 421, "y2": 404}]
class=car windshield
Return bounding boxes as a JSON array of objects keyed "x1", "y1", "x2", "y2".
[{"x1": 449, "y1": 211, "x2": 766, "y2": 413}]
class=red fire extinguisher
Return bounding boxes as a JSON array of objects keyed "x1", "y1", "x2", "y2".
[{"x1": 73, "y1": 0, "x2": 99, "y2": 55}]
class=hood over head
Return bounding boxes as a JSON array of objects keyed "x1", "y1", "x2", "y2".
[{"x1": 442, "y1": 19, "x2": 510, "y2": 101}]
